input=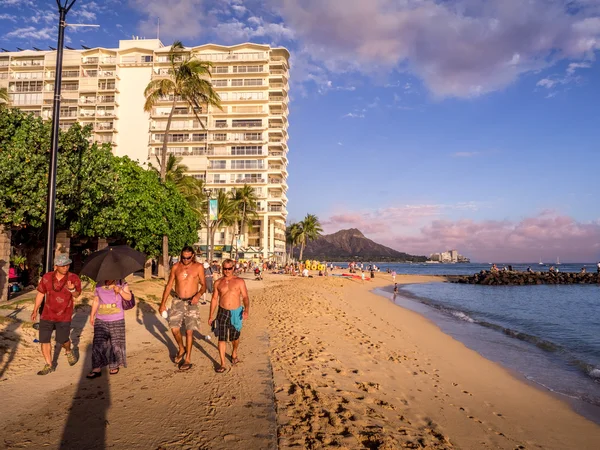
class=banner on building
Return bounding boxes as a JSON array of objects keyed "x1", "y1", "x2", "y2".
[
  {"x1": 236, "y1": 235, "x2": 243, "y2": 248},
  {"x1": 209, "y1": 199, "x2": 218, "y2": 221}
]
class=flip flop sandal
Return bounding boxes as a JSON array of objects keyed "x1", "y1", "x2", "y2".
[
  {"x1": 174, "y1": 352, "x2": 186, "y2": 365},
  {"x1": 232, "y1": 357, "x2": 241, "y2": 365},
  {"x1": 87, "y1": 371, "x2": 102, "y2": 379},
  {"x1": 109, "y1": 368, "x2": 119, "y2": 375},
  {"x1": 179, "y1": 363, "x2": 193, "y2": 371},
  {"x1": 215, "y1": 366, "x2": 226, "y2": 373}
]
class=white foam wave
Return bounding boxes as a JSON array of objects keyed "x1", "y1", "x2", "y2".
[
  {"x1": 588, "y1": 368, "x2": 600, "y2": 380},
  {"x1": 451, "y1": 311, "x2": 475, "y2": 323}
]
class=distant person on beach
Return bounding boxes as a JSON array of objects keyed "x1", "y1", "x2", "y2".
[
  {"x1": 527, "y1": 266, "x2": 533, "y2": 273},
  {"x1": 597, "y1": 261, "x2": 600, "y2": 273},
  {"x1": 581, "y1": 267, "x2": 587, "y2": 274},
  {"x1": 203, "y1": 260, "x2": 214, "y2": 302},
  {"x1": 159, "y1": 246, "x2": 206, "y2": 371},
  {"x1": 209, "y1": 259, "x2": 249, "y2": 373},
  {"x1": 391, "y1": 271, "x2": 396, "y2": 282},
  {"x1": 393, "y1": 283, "x2": 398, "y2": 294},
  {"x1": 87, "y1": 279, "x2": 134, "y2": 378},
  {"x1": 30, "y1": 254, "x2": 81, "y2": 375}
]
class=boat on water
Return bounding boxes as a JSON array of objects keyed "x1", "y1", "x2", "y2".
[
  {"x1": 556, "y1": 257, "x2": 561, "y2": 265},
  {"x1": 539, "y1": 257, "x2": 544, "y2": 266}
]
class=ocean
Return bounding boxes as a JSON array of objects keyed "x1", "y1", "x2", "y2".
[{"x1": 349, "y1": 263, "x2": 600, "y2": 422}]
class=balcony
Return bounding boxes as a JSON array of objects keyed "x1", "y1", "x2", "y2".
[
  {"x1": 268, "y1": 206, "x2": 283, "y2": 213},
  {"x1": 97, "y1": 96, "x2": 116, "y2": 104},
  {"x1": 100, "y1": 58, "x2": 117, "y2": 65},
  {"x1": 83, "y1": 57, "x2": 99, "y2": 64},
  {"x1": 200, "y1": 52, "x2": 268, "y2": 62},
  {"x1": 95, "y1": 123, "x2": 114, "y2": 132},
  {"x1": 79, "y1": 97, "x2": 96, "y2": 105},
  {"x1": 11, "y1": 60, "x2": 43, "y2": 67},
  {"x1": 233, "y1": 178, "x2": 265, "y2": 184}
]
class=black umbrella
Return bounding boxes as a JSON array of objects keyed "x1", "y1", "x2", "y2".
[{"x1": 80, "y1": 245, "x2": 146, "y2": 282}]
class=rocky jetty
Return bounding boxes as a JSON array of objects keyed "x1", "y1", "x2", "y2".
[{"x1": 452, "y1": 271, "x2": 600, "y2": 285}]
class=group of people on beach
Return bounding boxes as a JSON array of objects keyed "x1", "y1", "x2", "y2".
[{"x1": 30, "y1": 246, "x2": 250, "y2": 377}]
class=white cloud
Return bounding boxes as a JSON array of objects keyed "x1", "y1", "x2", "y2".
[
  {"x1": 537, "y1": 78, "x2": 557, "y2": 89},
  {"x1": 5, "y1": 26, "x2": 54, "y2": 40},
  {"x1": 0, "y1": 14, "x2": 17, "y2": 21},
  {"x1": 275, "y1": 0, "x2": 600, "y2": 98},
  {"x1": 342, "y1": 112, "x2": 365, "y2": 119}
]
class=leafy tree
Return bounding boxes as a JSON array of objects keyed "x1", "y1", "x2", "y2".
[
  {"x1": 298, "y1": 214, "x2": 323, "y2": 261},
  {"x1": 90, "y1": 157, "x2": 199, "y2": 257},
  {"x1": 0, "y1": 108, "x2": 198, "y2": 275},
  {"x1": 0, "y1": 110, "x2": 114, "y2": 233},
  {"x1": 143, "y1": 40, "x2": 221, "y2": 276}
]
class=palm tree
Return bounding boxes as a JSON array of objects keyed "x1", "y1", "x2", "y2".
[
  {"x1": 0, "y1": 87, "x2": 9, "y2": 106},
  {"x1": 150, "y1": 154, "x2": 187, "y2": 185},
  {"x1": 298, "y1": 214, "x2": 323, "y2": 261},
  {"x1": 149, "y1": 154, "x2": 206, "y2": 216},
  {"x1": 229, "y1": 185, "x2": 259, "y2": 256},
  {"x1": 286, "y1": 222, "x2": 302, "y2": 262},
  {"x1": 205, "y1": 190, "x2": 238, "y2": 261},
  {"x1": 143, "y1": 40, "x2": 221, "y2": 277}
]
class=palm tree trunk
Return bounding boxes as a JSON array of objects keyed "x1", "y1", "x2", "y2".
[
  {"x1": 160, "y1": 97, "x2": 177, "y2": 279},
  {"x1": 230, "y1": 222, "x2": 236, "y2": 259},
  {"x1": 299, "y1": 243, "x2": 305, "y2": 261}
]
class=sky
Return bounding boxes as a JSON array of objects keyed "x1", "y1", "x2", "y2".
[{"x1": 1, "y1": 0, "x2": 600, "y2": 262}]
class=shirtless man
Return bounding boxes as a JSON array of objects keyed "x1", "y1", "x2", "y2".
[
  {"x1": 208, "y1": 259, "x2": 249, "y2": 373},
  {"x1": 159, "y1": 246, "x2": 206, "y2": 371}
]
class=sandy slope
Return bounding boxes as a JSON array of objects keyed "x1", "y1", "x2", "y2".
[{"x1": 1, "y1": 272, "x2": 599, "y2": 449}]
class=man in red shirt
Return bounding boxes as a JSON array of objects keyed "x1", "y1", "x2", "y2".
[{"x1": 31, "y1": 254, "x2": 82, "y2": 375}]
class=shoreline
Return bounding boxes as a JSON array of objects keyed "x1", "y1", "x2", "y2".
[{"x1": 375, "y1": 280, "x2": 600, "y2": 426}]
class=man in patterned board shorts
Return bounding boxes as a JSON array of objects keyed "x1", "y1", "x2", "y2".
[
  {"x1": 209, "y1": 259, "x2": 249, "y2": 373},
  {"x1": 160, "y1": 246, "x2": 206, "y2": 371}
]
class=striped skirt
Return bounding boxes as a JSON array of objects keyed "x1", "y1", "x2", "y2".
[{"x1": 92, "y1": 319, "x2": 127, "y2": 370}]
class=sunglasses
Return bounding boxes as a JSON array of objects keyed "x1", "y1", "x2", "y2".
[
  {"x1": 223, "y1": 267, "x2": 234, "y2": 271},
  {"x1": 181, "y1": 255, "x2": 194, "y2": 260}
]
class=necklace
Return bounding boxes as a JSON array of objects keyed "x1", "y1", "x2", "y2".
[{"x1": 183, "y1": 269, "x2": 188, "y2": 279}]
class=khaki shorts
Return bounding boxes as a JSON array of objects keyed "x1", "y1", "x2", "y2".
[{"x1": 168, "y1": 298, "x2": 200, "y2": 331}]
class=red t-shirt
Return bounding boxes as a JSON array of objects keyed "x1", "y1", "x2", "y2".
[{"x1": 37, "y1": 271, "x2": 82, "y2": 322}]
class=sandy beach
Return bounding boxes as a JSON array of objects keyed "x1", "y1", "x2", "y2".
[{"x1": 1, "y1": 271, "x2": 599, "y2": 449}]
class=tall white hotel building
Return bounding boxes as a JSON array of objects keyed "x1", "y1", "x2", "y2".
[{"x1": 0, "y1": 38, "x2": 290, "y2": 260}]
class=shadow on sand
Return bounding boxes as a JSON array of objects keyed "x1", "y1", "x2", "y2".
[
  {"x1": 0, "y1": 307, "x2": 25, "y2": 378},
  {"x1": 59, "y1": 342, "x2": 110, "y2": 450},
  {"x1": 136, "y1": 299, "x2": 177, "y2": 356}
]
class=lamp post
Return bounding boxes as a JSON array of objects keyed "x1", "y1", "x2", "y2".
[
  {"x1": 43, "y1": 0, "x2": 97, "y2": 273},
  {"x1": 43, "y1": 0, "x2": 77, "y2": 274},
  {"x1": 203, "y1": 188, "x2": 213, "y2": 261}
]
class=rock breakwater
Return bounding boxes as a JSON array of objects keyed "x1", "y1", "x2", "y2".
[{"x1": 452, "y1": 271, "x2": 600, "y2": 285}]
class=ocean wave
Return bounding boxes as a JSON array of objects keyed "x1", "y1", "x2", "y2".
[{"x1": 450, "y1": 310, "x2": 475, "y2": 323}]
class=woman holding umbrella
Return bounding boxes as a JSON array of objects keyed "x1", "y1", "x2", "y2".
[
  {"x1": 87, "y1": 280, "x2": 133, "y2": 377},
  {"x1": 80, "y1": 245, "x2": 145, "y2": 378}
]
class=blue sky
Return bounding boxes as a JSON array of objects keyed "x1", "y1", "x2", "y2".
[{"x1": 1, "y1": 0, "x2": 600, "y2": 262}]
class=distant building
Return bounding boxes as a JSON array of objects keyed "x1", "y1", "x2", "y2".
[{"x1": 429, "y1": 249, "x2": 470, "y2": 263}]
